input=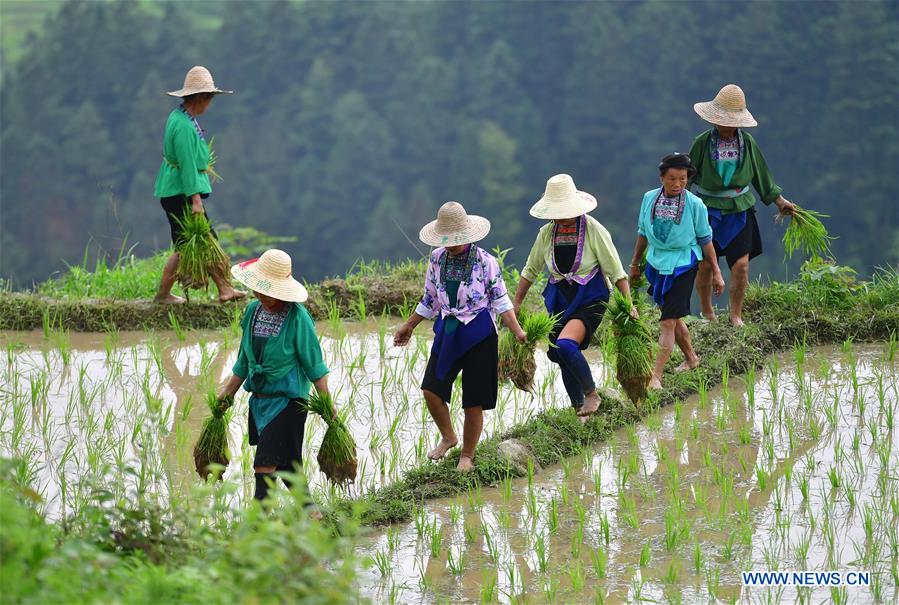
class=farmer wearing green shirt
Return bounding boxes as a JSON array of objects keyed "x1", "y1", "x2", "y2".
[
  {"x1": 153, "y1": 66, "x2": 244, "y2": 304},
  {"x1": 513, "y1": 174, "x2": 635, "y2": 417},
  {"x1": 217, "y1": 249, "x2": 333, "y2": 501},
  {"x1": 689, "y1": 85, "x2": 796, "y2": 326}
]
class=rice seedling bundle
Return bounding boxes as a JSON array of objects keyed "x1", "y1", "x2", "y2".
[
  {"x1": 173, "y1": 212, "x2": 230, "y2": 291},
  {"x1": 193, "y1": 393, "x2": 233, "y2": 480},
  {"x1": 305, "y1": 393, "x2": 358, "y2": 484},
  {"x1": 206, "y1": 137, "x2": 223, "y2": 184},
  {"x1": 498, "y1": 311, "x2": 557, "y2": 393},
  {"x1": 606, "y1": 290, "x2": 653, "y2": 403},
  {"x1": 781, "y1": 205, "x2": 835, "y2": 260}
]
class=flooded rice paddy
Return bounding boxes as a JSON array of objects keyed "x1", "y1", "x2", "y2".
[{"x1": 1, "y1": 321, "x2": 897, "y2": 604}]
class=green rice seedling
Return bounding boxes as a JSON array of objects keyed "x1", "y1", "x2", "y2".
[
  {"x1": 482, "y1": 524, "x2": 499, "y2": 563},
  {"x1": 534, "y1": 532, "x2": 548, "y2": 573},
  {"x1": 172, "y1": 212, "x2": 230, "y2": 292},
  {"x1": 547, "y1": 497, "x2": 560, "y2": 533},
  {"x1": 464, "y1": 522, "x2": 477, "y2": 545},
  {"x1": 479, "y1": 569, "x2": 498, "y2": 603},
  {"x1": 705, "y1": 565, "x2": 720, "y2": 601},
  {"x1": 427, "y1": 517, "x2": 442, "y2": 557},
  {"x1": 542, "y1": 577, "x2": 559, "y2": 604},
  {"x1": 497, "y1": 310, "x2": 556, "y2": 393},
  {"x1": 600, "y1": 511, "x2": 610, "y2": 545},
  {"x1": 639, "y1": 542, "x2": 651, "y2": 566},
  {"x1": 780, "y1": 205, "x2": 834, "y2": 260},
  {"x1": 193, "y1": 392, "x2": 233, "y2": 480},
  {"x1": 606, "y1": 290, "x2": 653, "y2": 402},
  {"x1": 373, "y1": 549, "x2": 391, "y2": 577},
  {"x1": 664, "y1": 561, "x2": 679, "y2": 585},
  {"x1": 447, "y1": 545, "x2": 465, "y2": 575},
  {"x1": 305, "y1": 393, "x2": 357, "y2": 483},
  {"x1": 498, "y1": 509, "x2": 512, "y2": 531},
  {"x1": 167, "y1": 310, "x2": 186, "y2": 341},
  {"x1": 591, "y1": 545, "x2": 608, "y2": 579},
  {"x1": 569, "y1": 559, "x2": 586, "y2": 591}
]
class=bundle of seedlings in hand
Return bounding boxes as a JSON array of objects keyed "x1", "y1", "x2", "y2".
[
  {"x1": 173, "y1": 212, "x2": 230, "y2": 291},
  {"x1": 498, "y1": 311, "x2": 557, "y2": 393},
  {"x1": 606, "y1": 290, "x2": 654, "y2": 403},
  {"x1": 780, "y1": 205, "x2": 835, "y2": 260},
  {"x1": 193, "y1": 392, "x2": 233, "y2": 480},
  {"x1": 305, "y1": 393, "x2": 357, "y2": 484}
]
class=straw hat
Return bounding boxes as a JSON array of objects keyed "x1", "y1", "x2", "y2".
[
  {"x1": 529, "y1": 174, "x2": 597, "y2": 220},
  {"x1": 230, "y1": 249, "x2": 308, "y2": 303},
  {"x1": 419, "y1": 202, "x2": 491, "y2": 247},
  {"x1": 166, "y1": 66, "x2": 233, "y2": 97},
  {"x1": 693, "y1": 84, "x2": 757, "y2": 128}
]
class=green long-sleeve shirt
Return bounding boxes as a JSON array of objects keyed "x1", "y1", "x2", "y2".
[
  {"x1": 232, "y1": 301, "x2": 329, "y2": 398},
  {"x1": 688, "y1": 129, "x2": 783, "y2": 214},
  {"x1": 153, "y1": 107, "x2": 212, "y2": 198}
]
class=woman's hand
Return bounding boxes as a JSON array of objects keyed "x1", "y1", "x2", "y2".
[
  {"x1": 514, "y1": 327, "x2": 527, "y2": 344},
  {"x1": 774, "y1": 196, "x2": 796, "y2": 217},
  {"x1": 629, "y1": 305, "x2": 640, "y2": 320},
  {"x1": 191, "y1": 194, "x2": 204, "y2": 215},
  {"x1": 628, "y1": 264, "x2": 642, "y2": 286},
  {"x1": 711, "y1": 269, "x2": 726, "y2": 296},
  {"x1": 393, "y1": 323, "x2": 414, "y2": 347}
]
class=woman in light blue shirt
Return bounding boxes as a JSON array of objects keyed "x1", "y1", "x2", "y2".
[{"x1": 629, "y1": 154, "x2": 724, "y2": 389}]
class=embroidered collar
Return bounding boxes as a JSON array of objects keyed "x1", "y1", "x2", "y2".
[
  {"x1": 440, "y1": 244, "x2": 478, "y2": 285},
  {"x1": 179, "y1": 104, "x2": 206, "y2": 140},
  {"x1": 651, "y1": 190, "x2": 686, "y2": 225},
  {"x1": 709, "y1": 128, "x2": 743, "y2": 162},
  {"x1": 550, "y1": 216, "x2": 599, "y2": 284}
]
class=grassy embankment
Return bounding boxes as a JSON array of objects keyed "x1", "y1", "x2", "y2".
[{"x1": 0, "y1": 250, "x2": 424, "y2": 331}]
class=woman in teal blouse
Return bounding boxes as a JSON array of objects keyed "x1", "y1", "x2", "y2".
[
  {"x1": 153, "y1": 66, "x2": 244, "y2": 304},
  {"x1": 218, "y1": 250, "x2": 332, "y2": 501}
]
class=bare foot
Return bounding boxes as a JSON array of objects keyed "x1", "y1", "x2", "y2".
[
  {"x1": 153, "y1": 294, "x2": 185, "y2": 305},
  {"x1": 219, "y1": 289, "x2": 247, "y2": 303},
  {"x1": 579, "y1": 415, "x2": 589, "y2": 425},
  {"x1": 674, "y1": 357, "x2": 701, "y2": 373},
  {"x1": 648, "y1": 377, "x2": 663, "y2": 390},
  {"x1": 427, "y1": 437, "x2": 458, "y2": 460},
  {"x1": 308, "y1": 509, "x2": 324, "y2": 521},
  {"x1": 701, "y1": 313, "x2": 717, "y2": 322},
  {"x1": 577, "y1": 392, "x2": 600, "y2": 417},
  {"x1": 457, "y1": 455, "x2": 475, "y2": 472},
  {"x1": 730, "y1": 316, "x2": 745, "y2": 327}
]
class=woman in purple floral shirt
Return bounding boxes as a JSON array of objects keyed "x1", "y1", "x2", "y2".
[{"x1": 394, "y1": 202, "x2": 526, "y2": 472}]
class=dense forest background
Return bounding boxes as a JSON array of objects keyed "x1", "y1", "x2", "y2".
[{"x1": 1, "y1": 0, "x2": 897, "y2": 287}]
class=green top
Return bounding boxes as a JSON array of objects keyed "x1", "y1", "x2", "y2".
[
  {"x1": 521, "y1": 214, "x2": 627, "y2": 285},
  {"x1": 153, "y1": 108, "x2": 212, "y2": 198},
  {"x1": 232, "y1": 301, "x2": 329, "y2": 399},
  {"x1": 688, "y1": 129, "x2": 783, "y2": 214}
]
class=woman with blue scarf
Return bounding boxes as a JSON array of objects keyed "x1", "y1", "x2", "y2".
[
  {"x1": 629, "y1": 154, "x2": 724, "y2": 390},
  {"x1": 217, "y1": 249, "x2": 332, "y2": 501},
  {"x1": 689, "y1": 85, "x2": 796, "y2": 326},
  {"x1": 513, "y1": 174, "x2": 633, "y2": 417}
]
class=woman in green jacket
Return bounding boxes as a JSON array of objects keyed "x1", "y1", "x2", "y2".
[
  {"x1": 153, "y1": 66, "x2": 244, "y2": 304},
  {"x1": 217, "y1": 249, "x2": 332, "y2": 500},
  {"x1": 689, "y1": 84, "x2": 795, "y2": 326}
]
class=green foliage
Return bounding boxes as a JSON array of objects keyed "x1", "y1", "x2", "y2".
[
  {"x1": 2, "y1": 1, "x2": 896, "y2": 287},
  {"x1": 606, "y1": 290, "x2": 654, "y2": 401},
  {"x1": 498, "y1": 310, "x2": 557, "y2": 393},
  {"x1": 0, "y1": 463, "x2": 358, "y2": 604},
  {"x1": 193, "y1": 393, "x2": 233, "y2": 480}
]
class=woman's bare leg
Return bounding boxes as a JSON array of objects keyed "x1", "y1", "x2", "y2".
[{"x1": 423, "y1": 389, "x2": 458, "y2": 460}]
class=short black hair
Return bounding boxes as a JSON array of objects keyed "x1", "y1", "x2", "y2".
[{"x1": 659, "y1": 153, "x2": 696, "y2": 177}]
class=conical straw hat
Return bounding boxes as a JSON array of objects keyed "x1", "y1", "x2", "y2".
[
  {"x1": 419, "y1": 202, "x2": 491, "y2": 247},
  {"x1": 167, "y1": 66, "x2": 233, "y2": 97},
  {"x1": 230, "y1": 249, "x2": 308, "y2": 303},
  {"x1": 693, "y1": 84, "x2": 757, "y2": 128},
  {"x1": 529, "y1": 174, "x2": 597, "y2": 220}
]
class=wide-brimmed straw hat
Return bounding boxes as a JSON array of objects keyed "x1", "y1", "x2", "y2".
[
  {"x1": 529, "y1": 174, "x2": 597, "y2": 220},
  {"x1": 166, "y1": 66, "x2": 233, "y2": 97},
  {"x1": 230, "y1": 249, "x2": 308, "y2": 303},
  {"x1": 693, "y1": 84, "x2": 757, "y2": 128},
  {"x1": 419, "y1": 202, "x2": 491, "y2": 247}
]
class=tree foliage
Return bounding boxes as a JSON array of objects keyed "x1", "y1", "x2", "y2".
[{"x1": 1, "y1": 0, "x2": 896, "y2": 286}]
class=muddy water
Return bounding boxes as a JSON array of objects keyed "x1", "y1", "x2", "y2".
[
  {"x1": 0, "y1": 321, "x2": 610, "y2": 515},
  {"x1": 356, "y1": 345, "x2": 899, "y2": 604}
]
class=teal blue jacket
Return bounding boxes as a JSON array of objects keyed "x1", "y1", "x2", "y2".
[{"x1": 637, "y1": 189, "x2": 712, "y2": 275}]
